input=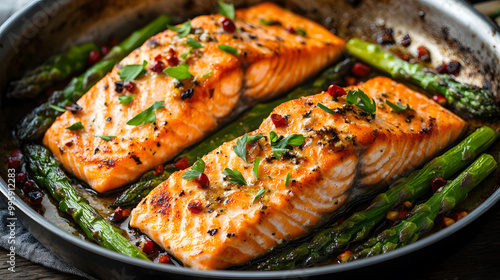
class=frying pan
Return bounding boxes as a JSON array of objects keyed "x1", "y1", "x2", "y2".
[{"x1": 1, "y1": 0, "x2": 499, "y2": 279}]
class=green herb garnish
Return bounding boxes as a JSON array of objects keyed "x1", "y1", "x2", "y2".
[
  {"x1": 247, "y1": 134, "x2": 264, "y2": 143},
  {"x1": 182, "y1": 157, "x2": 205, "y2": 181},
  {"x1": 317, "y1": 102, "x2": 337, "y2": 115},
  {"x1": 180, "y1": 48, "x2": 192, "y2": 59},
  {"x1": 118, "y1": 61, "x2": 147, "y2": 83},
  {"x1": 66, "y1": 121, "x2": 83, "y2": 131},
  {"x1": 223, "y1": 168, "x2": 247, "y2": 186},
  {"x1": 163, "y1": 63, "x2": 193, "y2": 80},
  {"x1": 285, "y1": 171, "x2": 291, "y2": 186},
  {"x1": 253, "y1": 157, "x2": 260, "y2": 180},
  {"x1": 386, "y1": 100, "x2": 412, "y2": 112},
  {"x1": 269, "y1": 131, "x2": 306, "y2": 158},
  {"x1": 94, "y1": 135, "x2": 116, "y2": 142},
  {"x1": 202, "y1": 71, "x2": 213, "y2": 77},
  {"x1": 218, "y1": 0, "x2": 235, "y2": 20},
  {"x1": 218, "y1": 44, "x2": 239, "y2": 56},
  {"x1": 119, "y1": 94, "x2": 136, "y2": 105},
  {"x1": 233, "y1": 133, "x2": 264, "y2": 162},
  {"x1": 295, "y1": 28, "x2": 306, "y2": 36},
  {"x1": 186, "y1": 38, "x2": 204, "y2": 48},
  {"x1": 50, "y1": 105, "x2": 66, "y2": 112},
  {"x1": 260, "y1": 19, "x2": 280, "y2": 26},
  {"x1": 253, "y1": 188, "x2": 266, "y2": 203},
  {"x1": 126, "y1": 101, "x2": 165, "y2": 126},
  {"x1": 345, "y1": 89, "x2": 376, "y2": 115},
  {"x1": 167, "y1": 20, "x2": 192, "y2": 38}
]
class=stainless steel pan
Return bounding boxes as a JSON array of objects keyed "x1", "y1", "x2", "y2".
[{"x1": 1, "y1": 0, "x2": 499, "y2": 279}]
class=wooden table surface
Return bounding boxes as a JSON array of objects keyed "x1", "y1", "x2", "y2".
[{"x1": 1, "y1": 201, "x2": 500, "y2": 279}]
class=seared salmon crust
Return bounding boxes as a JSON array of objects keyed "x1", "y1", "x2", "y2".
[{"x1": 130, "y1": 77, "x2": 467, "y2": 269}]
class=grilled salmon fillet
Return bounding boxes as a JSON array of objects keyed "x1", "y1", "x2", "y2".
[
  {"x1": 130, "y1": 77, "x2": 467, "y2": 269},
  {"x1": 42, "y1": 2, "x2": 345, "y2": 192}
]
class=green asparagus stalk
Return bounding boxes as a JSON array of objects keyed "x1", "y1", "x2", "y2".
[
  {"x1": 258, "y1": 126, "x2": 498, "y2": 270},
  {"x1": 7, "y1": 42, "x2": 98, "y2": 99},
  {"x1": 112, "y1": 58, "x2": 354, "y2": 207},
  {"x1": 353, "y1": 153, "x2": 497, "y2": 259},
  {"x1": 346, "y1": 38, "x2": 500, "y2": 117},
  {"x1": 16, "y1": 15, "x2": 172, "y2": 142},
  {"x1": 24, "y1": 144, "x2": 150, "y2": 261}
]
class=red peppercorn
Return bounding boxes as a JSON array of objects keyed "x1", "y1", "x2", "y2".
[
  {"x1": 15, "y1": 171, "x2": 27, "y2": 184},
  {"x1": 166, "y1": 54, "x2": 179, "y2": 67},
  {"x1": 28, "y1": 191, "x2": 44, "y2": 206},
  {"x1": 221, "y1": 17, "x2": 236, "y2": 33},
  {"x1": 141, "y1": 240, "x2": 155, "y2": 254},
  {"x1": 436, "y1": 63, "x2": 448, "y2": 74},
  {"x1": 188, "y1": 200, "x2": 203, "y2": 214},
  {"x1": 112, "y1": 207, "x2": 131, "y2": 221},
  {"x1": 150, "y1": 61, "x2": 166, "y2": 73},
  {"x1": 417, "y1": 46, "x2": 431, "y2": 62},
  {"x1": 446, "y1": 61, "x2": 461, "y2": 76},
  {"x1": 351, "y1": 62, "x2": 371, "y2": 78},
  {"x1": 432, "y1": 95, "x2": 447, "y2": 106},
  {"x1": 10, "y1": 149, "x2": 22, "y2": 158},
  {"x1": 327, "y1": 84, "x2": 347, "y2": 97},
  {"x1": 23, "y1": 180, "x2": 35, "y2": 192},
  {"x1": 194, "y1": 173, "x2": 210, "y2": 189},
  {"x1": 174, "y1": 157, "x2": 189, "y2": 170},
  {"x1": 65, "y1": 141, "x2": 74, "y2": 147},
  {"x1": 286, "y1": 26, "x2": 295, "y2": 34},
  {"x1": 7, "y1": 157, "x2": 21, "y2": 170},
  {"x1": 101, "y1": 45, "x2": 111, "y2": 56},
  {"x1": 124, "y1": 82, "x2": 137, "y2": 93},
  {"x1": 271, "y1": 113, "x2": 287, "y2": 128},
  {"x1": 157, "y1": 253, "x2": 171, "y2": 263},
  {"x1": 153, "y1": 164, "x2": 164, "y2": 176},
  {"x1": 154, "y1": 54, "x2": 162, "y2": 61},
  {"x1": 431, "y1": 176, "x2": 447, "y2": 192},
  {"x1": 396, "y1": 53, "x2": 410, "y2": 61},
  {"x1": 88, "y1": 50, "x2": 102, "y2": 65}
]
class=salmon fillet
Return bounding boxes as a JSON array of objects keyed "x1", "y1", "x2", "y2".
[
  {"x1": 43, "y1": 2, "x2": 345, "y2": 192},
  {"x1": 130, "y1": 77, "x2": 467, "y2": 269}
]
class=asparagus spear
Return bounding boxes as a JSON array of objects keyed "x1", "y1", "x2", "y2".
[
  {"x1": 112, "y1": 58, "x2": 354, "y2": 207},
  {"x1": 353, "y1": 153, "x2": 497, "y2": 259},
  {"x1": 24, "y1": 144, "x2": 149, "y2": 260},
  {"x1": 7, "y1": 42, "x2": 98, "y2": 99},
  {"x1": 16, "y1": 15, "x2": 172, "y2": 142},
  {"x1": 346, "y1": 38, "x2": 500, "y2": 117},
  {"x1": 258, "y1": 126, "x2": 498, "y2": 270}
]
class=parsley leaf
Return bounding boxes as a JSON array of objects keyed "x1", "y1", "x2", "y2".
[
  {"x1": 223, "y1": 168, "x2": 247, "y2": 186},
  {"x1": 218, "y1": 44, "x2": 239, "y2": 56},
  {"x1": 285, "y1": 171, "x2": 291, "y2": 186},
  {"x1": 345, "y1": 89, "x2": 376, "y2": 115},
  {"x1": 317, "y1": 102, "x2": 337, "y2": 115},
  {"x1": 66, "y1": 121, "x2": 83, "y2": 130},
  {"x1": 167, "y1": 20, "x2": 192, "y2": 37},
  {"x1": 182, "y1": 157, "x2": 205, "y2": 181},
  {"x1": 253, "y1": 157, "x2": 260, "y2": 179},
  {"x1": 126, "y1": 101, "x2": 165, "y2": 126},
  {"x1": 50, "y1": 105, "x2": 66, "y2": 112},
  {"x1": 269, "y1": 131, "x2": 306, "y2": 158},
  {"x1": 253, "y1": 188, "x2": 266, "y2": 203},
  {"x1": 94, "y1": 135, "x2": 116, "y2": 142},
  {"x1": 119, "y1": 94, "x2": 136, "y2": 105},
  {"x1": 247, "y1": 134, "x2": 263, "y2": 143},
  {"x1": 180, "y1": 48, "x2": 192, "y2": 59},
  {"x1": 202, "y1": 71, "x2": 213, "y2": 77},
  {"x1": 295, "y1": 28, "x2": 306, "y2": 36},
  {"x1": 218, "y1": 0, "x2": 235, "y2": 20},
  {"x1": 163, "y1": 63, "x2": 193, "y2": 80},
  {"x1": 233, "y1": 134, "x2": 248, "y2": 162},
  {"x1": 260, "y1": 19, "x2": 280, "y2": 26},
  {"x1": 186, "y1": 38, "x2": 204, "y2": 48},
  {"x1": 386, "y1": 100, "x2": 412, "y2": 112},
  {"x1": 118, "y1": 61, "x2": 147, "y2": 83}
]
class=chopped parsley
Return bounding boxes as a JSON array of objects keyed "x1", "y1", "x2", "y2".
[
  {"x1": 232, "y1": 133, "x2": 264, "y2": 162},
  {"x1": 182, "y1": 157, "x2": 205, "y2": 180},
  {"x1": 317, "y1": 102, "x2": 337, "y2": 115},
  {"x1": 50, "y1": 105, "x2": 66, "y2": 112},
  {"x1": 163, "y1": 63, "x2": 193, "y2": 80},
  {"x1": 386, "y1": 100, "x2": 413, "y2": 112},
  {"x1": 66, "y1": 121, "x2": 84, "y2": 131},
  {"x1": 253, "y1": 188, "x2": 266, "y2": 203},
  {"x1": 202, "y1": 71, "x2": 213, "y2": 77},
  {"x1": 118, "y1": 61, "x2": 147, "y2": 83},
  {"x1": 167, "y1": 20, "x2": 192, "y2": 38},
  {"x1": 260, "y1": 19, "x2": 280, "y2": 26},
  {"x1": 295, "y1": 28, "x2": 306, "y2": 36},
  {"x1": 253, "y1": 157, "x2": 260, "y2": 179},
  {"x1": 269, "y1": 131, "x2": 306, "y2": 158},
  {"x1": 345, "y1": 89, "x2": 376, "y2": 115},
  {"x1": 126, "y1": 101, "x2": 165, "y2": 126},
  {"x1": 218, "y1": 44, "x2": 239, "y2": 56},
  {"x1": 119, "y1": 94, "x2": 136, "y2": 105},
  {"x1": 186, "y1": 38, "x2": 204, "y2": 48},
  {"x1": 218, "y1": 0, "x2": 235, "y2": 20},
  {"x1": 285, "y1": 171, "x2": 291, "y2": 186},
  {"x1": 180, "y1": 48, "x2": 192, "y2": 59},
  {"x1": 223, "y1": 168, "x2": 247, "y2": 186},
  {"x1": 94, "y1": 135, "x2": 116, "y2": 142}
]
